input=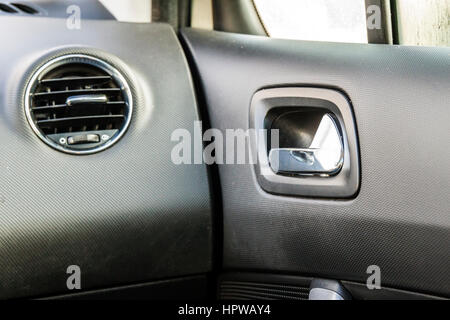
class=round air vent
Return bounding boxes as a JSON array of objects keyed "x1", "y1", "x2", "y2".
[{"x1": 25, "y1": 54, "x2": 133, "y2": 154}]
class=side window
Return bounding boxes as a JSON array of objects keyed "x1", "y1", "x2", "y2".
[
  {"x1": 254, "y1": 0, "x2": 368, "y2": 43},
  {"x1": 253, "y1": 0, "x2": 449, "y2": 47},
  {"x1": 395, "y1": 0, "x2": 449, "y2": 46}
]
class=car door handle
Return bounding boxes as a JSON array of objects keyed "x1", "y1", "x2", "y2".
[{"x1": 268, "y1": 113, "x2": 344, "y2": 176}]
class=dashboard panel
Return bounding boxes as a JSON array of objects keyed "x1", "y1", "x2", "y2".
[{"x1": 0, "y1": 18, "x2": 212, "y2": 298}]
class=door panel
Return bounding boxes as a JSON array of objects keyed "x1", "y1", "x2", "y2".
[{"x1": 181, "y1": 28, "x2": 450, "y2": 297}]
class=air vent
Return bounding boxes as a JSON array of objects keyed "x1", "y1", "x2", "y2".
[
  {"x1": 25, "y1": 54, "x2": 133, "y2": 154},
  {"x1": 0, "y1": 3, "x2": 18, "y2": 13},
  {"x1": 220, "y1": 280, "x2": 310, "y2": 300},
  {"x1": 0, "y1": 2, "x2": 39, "y2": 14},
  {"x1": 11, "y1": 3, "x2": 38, "y2": 14}
]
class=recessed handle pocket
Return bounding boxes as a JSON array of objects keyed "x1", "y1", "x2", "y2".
[{"x1": 268, "y1": 113, "x2": 344, "y2": 176}]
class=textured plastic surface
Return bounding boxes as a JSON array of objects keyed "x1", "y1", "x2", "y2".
[
  {"x1": 181, "y1": 29, "x2": 450, "y2": 297},
  {"x1": 0, "y1": 18, "x2": 212, "y2": 298}
]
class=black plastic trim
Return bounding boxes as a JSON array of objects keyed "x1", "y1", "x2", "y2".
[{"x1": 212, "y1": 0, "x2": 267, "y2": 36}]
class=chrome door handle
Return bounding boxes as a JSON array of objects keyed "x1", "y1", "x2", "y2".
[{"x1": 268, "y1": 113, "x2": 344, "y2": 176}]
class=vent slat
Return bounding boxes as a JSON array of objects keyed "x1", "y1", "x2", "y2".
[
  {"x1": 40, "y1": 76, "x2": 112, "y2": 86},
  {"x1": 220, "y1": 289, "x2": 306, "y2": 300},
  {"x1": 31, "y1": 101, "x2": 125, "y2": 112},
  {"x1": 220, "y1": 284, "x2": 310, "y2": 296},
  {"x1": 221, "y1": 281, "x2": 310, "y2": 292},
  {"x1": 10, "y1": 3, "x2": 38, "y2": 14},
  {"x1": 37, "y1": 115, "x2": 124, "y2": 125},
  {"x1": 219, "y1": 280, "x2": 310, "y2": 301},
  {"x1": 0, "y1": 3, "x2": 18, "y2": 13},
  {"x1": 33, "y1": 88, "x2": 121, "y2": 98}
]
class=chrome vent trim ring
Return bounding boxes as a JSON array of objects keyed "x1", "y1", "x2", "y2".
[{"x1": 24, "y1": 54, "x2": 133, "y2": 155}]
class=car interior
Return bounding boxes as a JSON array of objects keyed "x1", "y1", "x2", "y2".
[{"x1": 0, "y1": 0, "x2": 448, "y2": 301}]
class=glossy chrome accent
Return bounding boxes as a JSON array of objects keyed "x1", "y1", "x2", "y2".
[
  {"x1": 268, "y1": 114, "x2": 344, "y2": 176},
  {"x1": 66, "y1": 94, "x2": 108, "y2": 106},
  {"x1": 24, "y1": 54, "x2": 133, "y2": 155},
  {"x1": 309, "y1": 288, "x2": 345, "y2": 300},
  {"x1": 308, "y1": 279, "x2": 351, "y2": 300},
  {"x1": 67, "y1": 134, "x2": 100, "y2": 145}
]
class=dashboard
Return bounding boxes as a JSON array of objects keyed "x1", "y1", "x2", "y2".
[{"x1": 0, "y1": 17, "x2": 212, "y2": 298}]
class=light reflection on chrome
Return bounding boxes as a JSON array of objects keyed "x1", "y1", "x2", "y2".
[{"x1": 269, "y1": 114, "x2": 344, "y2": 176}]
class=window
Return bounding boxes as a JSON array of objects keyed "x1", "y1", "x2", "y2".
[
  {"x1": 395, "y1": 0, "x2": 449, "y2": 47},
  {"x1": 254, "y1": 0, "x2": 368, "y2": 43},
  {"x1": 99, "y1": 0, "x2": 151, "y2": 22},
  {"x1": 254, "y1": 0, "x2": 449, "y2": 46}
]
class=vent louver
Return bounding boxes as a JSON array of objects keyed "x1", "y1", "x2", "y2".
[
  {"x1": 11, "y1": 3, "x2": 38, "y2": 14},
  {"x1": 25, "y1": 54, "x2": 133, "y2": 154},
  {"x1": 0, "y1": 3, "x2": 38, "y2": 14},
  {"x1": 0, "y1": 3, "x2": 17, "y2": 13},
  {"x1": 219, "y1": 280, "x2": 310, "y2": 300}
]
